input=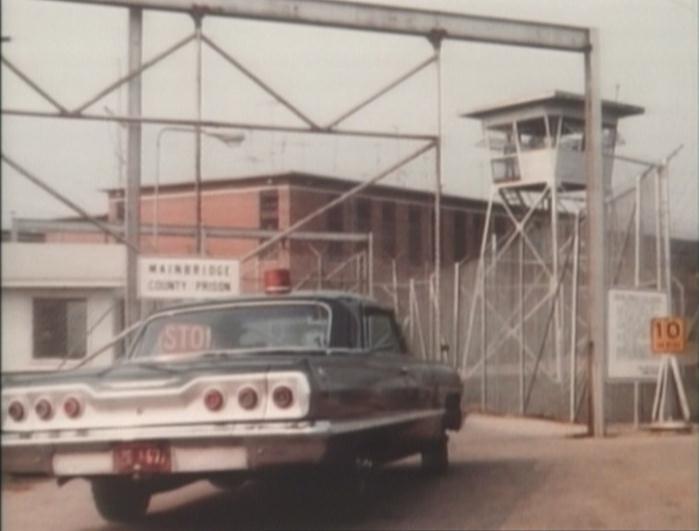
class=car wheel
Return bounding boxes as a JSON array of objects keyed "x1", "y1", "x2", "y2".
[
  {"x1": 421, "y1": 436, "x2": 448, "y2": 475},
  {"x1": 91, "y1": 478, "x2": 150, "y2": 523}
]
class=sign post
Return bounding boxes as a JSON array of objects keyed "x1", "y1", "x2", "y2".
[
  {"x1": 607, "y1": 289, "x2": 666, "y2": 429},
  {"x1": 650, "y1": 317, "x2": 691, "y2": 428}
]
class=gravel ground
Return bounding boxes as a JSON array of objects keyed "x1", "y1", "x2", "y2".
[{"x1": 2, "y1": 414, "x2": 697, "y2": 530}]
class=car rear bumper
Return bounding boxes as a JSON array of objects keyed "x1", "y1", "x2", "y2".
[{"x1": 2, "y1": 410, "x2": 444, "y2": 476}]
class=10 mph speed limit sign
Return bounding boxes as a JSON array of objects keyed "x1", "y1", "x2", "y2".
[{"x1": 651, "y1": 317, "x2": 686, "y2": 354}]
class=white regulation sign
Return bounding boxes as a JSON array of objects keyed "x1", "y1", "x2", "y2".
[
  {"x1": 138, "y1": 257, "x2": 240, "y2": 300},
  {"x1": 607, "y1": 288, "x2": 668, "y2": 381}
]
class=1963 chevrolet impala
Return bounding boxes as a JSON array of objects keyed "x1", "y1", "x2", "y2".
[{"x1": 2, "y1": 288, "x2": 464, "y2": 522}]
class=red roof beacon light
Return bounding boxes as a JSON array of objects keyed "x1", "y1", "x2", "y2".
[{"x1": 264, "y1": 268, "x2": 292, "y2": 295}]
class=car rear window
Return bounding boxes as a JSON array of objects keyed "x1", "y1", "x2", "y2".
[{"x1": 130, "y1": 302, "x2": 331, "y2": 358}]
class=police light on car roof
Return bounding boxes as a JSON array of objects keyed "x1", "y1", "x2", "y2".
[{"x1": 264, "y1": 268, "x2": 292, "y2": 295}]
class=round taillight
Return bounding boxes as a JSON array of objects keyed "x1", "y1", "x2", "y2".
[
  {"x1": 8, "y1": 401, "x2": 25, "y2": 422},
  {"x1": 63, "y1": 397, "x2": 82, "y2": 419},
  {"x1": 272, "y1": 386, "x2": 294, "y2": 409},
  {"x1": 35, "y1": 399, "x2": 53, "y2": 421},
  {"x1": 204, "y1": 389, "x2": 225, "y2": 412},
  {"x1": 238, "y1": 387, "x2": 258, "y2": 410}
]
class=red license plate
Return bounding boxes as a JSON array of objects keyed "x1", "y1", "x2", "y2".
[{"x1": 113, "y1": 443, "x2": 171, "y2": 474}]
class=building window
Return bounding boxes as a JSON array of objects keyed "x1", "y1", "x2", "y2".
[
  {"x1": 354, "y1": 198, "x2": 371, "y2": 233},
  {"x1": 381, "y1": 202, "x2": 396, "y2": 258},
  {"x1": 453, "y1": 210, "x2": 467, "y2": 262},
  {"x1": 33, "y1": 298, "x2": 87, "y2": 359},
  {"x1": 408, "y1": 206, "x2": 422, "y2": 265},
  {"x1": 471, "y1": 214, "x2": 484, "y2": 257},
  {"x1": 353, "y1": 198, "x2": 372, "y2": 252},
  {"x1": 327, "y1": 201, "x2": 344, "y2": 256},
  {"x1": 113, "y1": 200, "x2": 125, "y2": 222},
  {"x1": 259, "y1": 189, "x2": 279, "y2": 230},
  {"x1": 258, "y1": 190, "x2": 280, "y2": 259}
]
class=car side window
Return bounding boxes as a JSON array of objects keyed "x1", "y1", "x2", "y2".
[{"x1": 365, "y1": 310, "x2": 404, "y2": 354}]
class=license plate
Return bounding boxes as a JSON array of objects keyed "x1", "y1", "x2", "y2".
[{"x1": 113, "y1": 443, "x2": 171, "y2": 474}]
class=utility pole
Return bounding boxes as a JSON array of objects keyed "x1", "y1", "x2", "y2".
[
  {"x1": 585, "y1": 29, "x2": 606, "y2": 437},
  {"x1": 125, "y1": 7, "x2": 143, "y2": 330},
  {"x1": 429, "y1": 30, "x2": 445, "y2": 359},
  {"x1": 194, "y1": 12, "x2": 204, "y2": 255}
]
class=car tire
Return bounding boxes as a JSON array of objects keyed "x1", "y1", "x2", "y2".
[
  {"x1": 421, "y1": 436, "x2": 449, "y2": 475},
  {"x1": 91, "y1": 478, "x2": 150, "y2": 523}
]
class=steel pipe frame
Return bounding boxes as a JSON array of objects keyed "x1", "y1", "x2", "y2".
[
  {"x1": 19, "y1": 0, "x2": 605, "y2": 430},
  {"x1": 124, "y1": 6, "x2": 143, "y2": 330},
  {"x1": 463, "y1": 234, "x2": 576, "y2": 381},
  {"x1": 1, "y1": 56, "x2": 68, "y2": 113},
  {"x1": 0, "y1": 154, "x2": 136, "y2": 251},
  {"x1": 13, "y1": 217, "x2": 371, "y2": 242},
  {"x1": 40, "y1": 0, "x2": 590, "y2": 52},
  {"x1": 0, "y1": 109, "x2": 436, "y2": 142}
]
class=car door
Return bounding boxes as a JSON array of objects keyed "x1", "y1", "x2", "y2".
[{"x1": 363, "y1": 306, "x2": 427, "y2": 414}]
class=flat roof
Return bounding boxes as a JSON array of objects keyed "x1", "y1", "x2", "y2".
[
  {"x1": 103, "y1": 171, "x2": 494, "y2": 211},
  {"x1": 461, "y1": 90, "x2": 644, "y2": 120}
]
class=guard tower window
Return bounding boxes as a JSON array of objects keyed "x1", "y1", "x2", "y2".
[
  {"x1": 548, "y1": 116, "x2": 561, "y2": 147},
  {"x1": 113, "y1": 200, "x2": 125, "y2": 222},
  {"x1": 516, "y1": 117, "x2": 547, "y2": 151},
  {"x1": 559, "y1": 118, "x2": 585, "y2": 151},
  {"x1": 487, "y1": 125, "x2": 520, "y2": 182}
]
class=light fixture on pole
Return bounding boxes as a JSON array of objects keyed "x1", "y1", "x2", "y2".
[{"x1": 154, "y1": 127, "x2": 244, "y2": 251}]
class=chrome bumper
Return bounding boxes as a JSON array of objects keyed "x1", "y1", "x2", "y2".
[{"x1": 2, "y1": 410, "x2": 443, "y2": 477}]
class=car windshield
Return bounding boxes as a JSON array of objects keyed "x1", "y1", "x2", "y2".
[{"x1": 129, "y1": 302, "x2": 331, "y2": 359}]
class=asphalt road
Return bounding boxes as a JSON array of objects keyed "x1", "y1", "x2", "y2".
[{"x1": 2, "y1": 415, "x2": 697, "y2": 530}]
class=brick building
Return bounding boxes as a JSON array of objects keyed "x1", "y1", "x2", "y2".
[{"x1": 98, "y1": 172, "x2": 504, "y2": 291}]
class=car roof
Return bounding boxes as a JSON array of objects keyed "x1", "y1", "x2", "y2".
[{"x1": 148, "y1": 290, "x2": 392, "y2": 316}]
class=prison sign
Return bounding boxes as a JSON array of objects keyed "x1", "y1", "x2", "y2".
[
  {"x1": 138, "y1": 257, "x2": 240, "y2": 300},
  {"x1": 651, "y1": 317, "x2": 686, "y2": 354}
]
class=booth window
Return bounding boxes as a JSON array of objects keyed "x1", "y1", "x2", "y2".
[
  {"x1": 516, "y1": 117, "x2": 547, "y2": 151},
  {"x1": 33, "y1": 298, "x2": 87, "y2": 359}
]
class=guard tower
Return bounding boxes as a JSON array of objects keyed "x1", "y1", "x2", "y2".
[{"x1": 461, "y1": 91, "x2": 644, "y2": 416}]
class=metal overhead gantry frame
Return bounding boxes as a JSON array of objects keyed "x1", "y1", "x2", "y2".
[{"x1": 2, "y1": 0, "x2": 607, "y2": 435}]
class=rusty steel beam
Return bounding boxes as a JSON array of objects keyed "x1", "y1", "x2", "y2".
[{"x1": 39, "y1": 0, "x2": 590, "y2": 52}]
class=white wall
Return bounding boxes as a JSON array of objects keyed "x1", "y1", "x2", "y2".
[
  {"x1": 1, "y1": 288, "x2": 120, "y2": 373},
  {"x1": 2, "y1": 243, "x2": 126, "y2": 373}
]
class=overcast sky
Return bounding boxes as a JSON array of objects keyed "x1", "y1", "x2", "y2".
[{"x1": 1, "y1": 0, "x2": 697, "y2": 238}]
